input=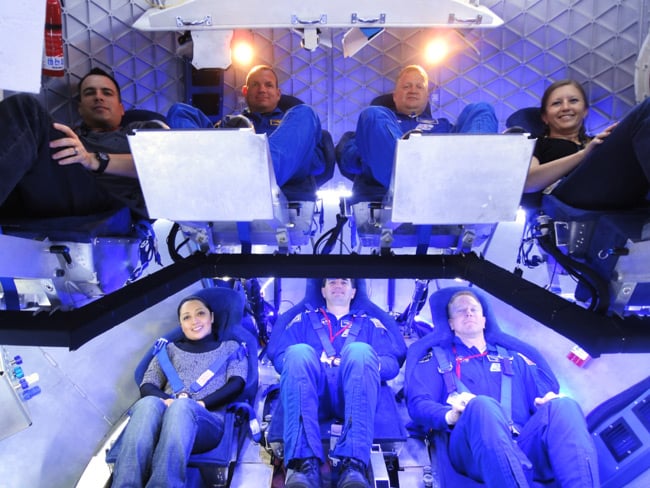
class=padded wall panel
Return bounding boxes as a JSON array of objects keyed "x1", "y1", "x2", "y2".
[{"x1": 39, "y1": 1, "x2": 649, "y2": 145}]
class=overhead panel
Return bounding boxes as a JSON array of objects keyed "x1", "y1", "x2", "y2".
[{"x1": 132, "y1": 0, "x2": 504, "y2": 31}]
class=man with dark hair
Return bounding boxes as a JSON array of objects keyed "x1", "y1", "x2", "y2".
[
  {"x1": 0, "y1": 67, "x2": 164, "y2": 219},
  {"x1": 406, "y1": 290, "x2": 599, "y2": 487},
  {"x1": 337, "y1": 64, "x2": 498, "y2": 193},
  {"x1": 268, "y1": 278, "x2": 406, "y2": 488},
  {"x1": 166, "y1": 64, "x2": 333, "y2": 190}
]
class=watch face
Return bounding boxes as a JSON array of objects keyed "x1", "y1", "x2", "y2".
[{"x1": 97, "y1": 152, "x2": 109, "y2": 162}]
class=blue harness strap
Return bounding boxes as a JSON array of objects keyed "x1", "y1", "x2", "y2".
[
  {"x1": 153, "y1": 338, "x2": 184, "y2": 394},
  {"x1": 0, "y1": 278, "x2": 20, "y2": 310},
  {"x1": 153, "y1": 338, "x2": 247, "y2": 396},
  {"x1": 495, "y1": 344, "x2": 514, "y2": 431},
  {"x1": 432, "y1": 346, "x2": 463, "y2": 395},
  {"x1": 229, "y1": 401, "x2": 262, "y2": 443}
]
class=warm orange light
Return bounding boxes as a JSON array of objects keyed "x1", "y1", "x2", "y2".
[
  {"x1": 425, "y1": 38, "x2": 450, "y2": 65},
  {"x1": 232, "y1": 40, "x2": 254, "y2": 66}
]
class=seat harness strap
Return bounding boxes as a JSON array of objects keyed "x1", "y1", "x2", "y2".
[
  {"x1": 152, "y1": 338, "x2": 247, "y2": 396},
  {"x1": 431, "y1": 344, "x2": 514, "y2": 425}
]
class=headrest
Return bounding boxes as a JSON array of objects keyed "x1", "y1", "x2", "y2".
[
  {"x1": 303, "y1": 278, "x2": 369, "y2": 310},
  {"x1": 277, "y1": 94, "x2": 304, "y2": 112},
  {"x1": 505, "y1": 107, "x2": 544, "y2": 137},
  {"x1": 428, "y1": 286, "x2": 501, "y2": 344},
  {"x1": 371, "y1": 93, "x2": 433, "y2": 119},
  {"x1": 121, "y1": 108, "x2": 168, "y2": 127},
  {"x1": 194, "y1": 287, "x2": 245, "y2": 341}
]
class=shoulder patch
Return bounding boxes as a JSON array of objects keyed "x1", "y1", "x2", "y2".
[
  {"x1": 517, "y1": 352, "x2": 537, "y2": 366},
  {"x1": 418, "y1": 350, "x2": 434, "y2": 363},
  {"x1": 369, "y1": 317, "x2": 388, "y2": 331},
  {"x1": 286, "y1": 315, "x2": 303, "y2": 330}
]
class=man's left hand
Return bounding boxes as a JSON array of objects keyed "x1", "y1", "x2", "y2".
[{"x1": 50, "y1": 122, "x2": 93, "y2": 169}]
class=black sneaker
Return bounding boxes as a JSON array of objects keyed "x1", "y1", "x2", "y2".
[
  {"x1": 285, "y1": 457, "x2": 322, "y2": 488},
  {"x1": 337, "y1": 457, "x2": 370, "y2": 488}
]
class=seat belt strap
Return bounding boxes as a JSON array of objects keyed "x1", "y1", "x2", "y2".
[
  {"x1": 153, "y1": 338, "x2": 185, "y2": 395},
  {"x1": 342, "y1": 315, "x2": 363, "y2": 348},
  {"x1": 229, "y1": 401, "x2": 262, "y2": 443},
  {"x1": 432, "y1": 346, "x2": 460, "y2": 395},
  {"x1": 305, "y1": 305, "x2": 338, "y2": 358},
  {"x1": 495, "y1": 344, "x2": 514, "y2": 430},
  {"x1": 153, "y1": 338, "x2": 247, "y2": 396}
]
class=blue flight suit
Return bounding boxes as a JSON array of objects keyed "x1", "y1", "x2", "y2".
[
  {"x1": 338, "y1": 102, "x2": 498, "y2": 190},
  {"x1": 166, "y1": 102, "x2": 328, "y2": 188},
  {"x1": 268, "y1": 308, "x2": 404, "y2": 467},
  {"x1": 406, "y1": 336, "x2": 599, "y2": 487}
]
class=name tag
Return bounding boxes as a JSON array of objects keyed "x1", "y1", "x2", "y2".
[{"x1": 195, "y1": 369, "x2": 215, "y2": 387}]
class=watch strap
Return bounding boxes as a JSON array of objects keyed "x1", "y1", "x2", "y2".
[{"x1": 93, "y1": 152, "x2": 110, "y2": 174}]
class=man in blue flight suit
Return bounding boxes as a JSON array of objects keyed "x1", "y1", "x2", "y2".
[
  {"x1": 337, "y1": 64, "x2": 498, "y2": 193},
  {"x1": 166, "y1": 64, "x2": 332, "y2": 190},
  {"x1": 268, "y1": 278, "x2": 406, "y2": 488},
  {"x1": 406, "y1": 290, "x2": 599, "y2": 487}
]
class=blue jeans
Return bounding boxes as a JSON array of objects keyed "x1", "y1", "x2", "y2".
[
  {"x1": 552, "y1": 97, "x2": 650, "y2": 209},
  {"x1": 111, "y1": 396, "x2": 225, "y2": 488},
  {"x1": 166, "y1": 103, "x2": 325, "y2": 188},
  {"x1": 279, "y1": 342, "x2": 380, "y2": 466},
  {"x1": 449, "y1": 395, "x2": 599, "y2": 487},
  {"x1": 349, "y1": 102, "x2": 498, "y2": 189},
  {"x1": 0, "y1": 93, "x2": 117, "y2": 218}
]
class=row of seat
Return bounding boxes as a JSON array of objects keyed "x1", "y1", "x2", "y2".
[
  {"x1": 2, "y1": 100, "x2": 649, "y2": 325},
  {"x1": 100, "y1": 279, "x2": 648, "y2": 487}
]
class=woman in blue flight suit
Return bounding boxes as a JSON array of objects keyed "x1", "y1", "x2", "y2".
[{"x1": 406, "y1": 290, "x2": 599, "y2": 487}]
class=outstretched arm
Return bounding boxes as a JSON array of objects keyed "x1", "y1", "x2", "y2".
[
  {"x1": 524, "y1": 123, "x2": 617, "y2": 193},
  {"x1": 50, "y1": 122, "x2": 138, "y2": 178}
]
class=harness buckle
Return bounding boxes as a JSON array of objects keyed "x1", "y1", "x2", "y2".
[
  {"x1": 437, "y1": 363, "x2": 453, "y2": 374},
  {"x1": 153, "y1": 337, "x2": 168, "y2": 354}
]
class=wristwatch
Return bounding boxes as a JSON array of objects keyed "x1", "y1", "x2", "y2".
[{"x1": 93, "y1": 152, "x2": 110, "y2": 174}]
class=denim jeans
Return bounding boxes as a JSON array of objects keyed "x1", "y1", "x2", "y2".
[
  {"x1": 279, "y1": 342, "x2": 380, "y2": 466},
  {"x1": 0, "y1": 93, "x2": 117, "y2": 217},
  {"x1": 348, "y1": 102, "x2": 498, "y2": 189},
  {"x1": 111, "y1": 396, "x2": 224, "y2": 488},
  {"x1": 449, "y1": 395, "x2": 599, "y2": 487}
]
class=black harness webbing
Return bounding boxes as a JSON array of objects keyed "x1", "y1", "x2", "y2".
[
  {"x1": 432, "y1": 344, "x2": 514, "y2": 424},
  {"x1": 305, "y1": 305, "x2": 363, "y2": 359}
]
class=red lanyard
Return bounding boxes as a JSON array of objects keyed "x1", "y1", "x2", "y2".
[
  {"x1": 319, "y1": 308, "x2": 351, "y2": 342},
  {"x1": 452, "y1": 344, "x2": 488, "y2": 378}
]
